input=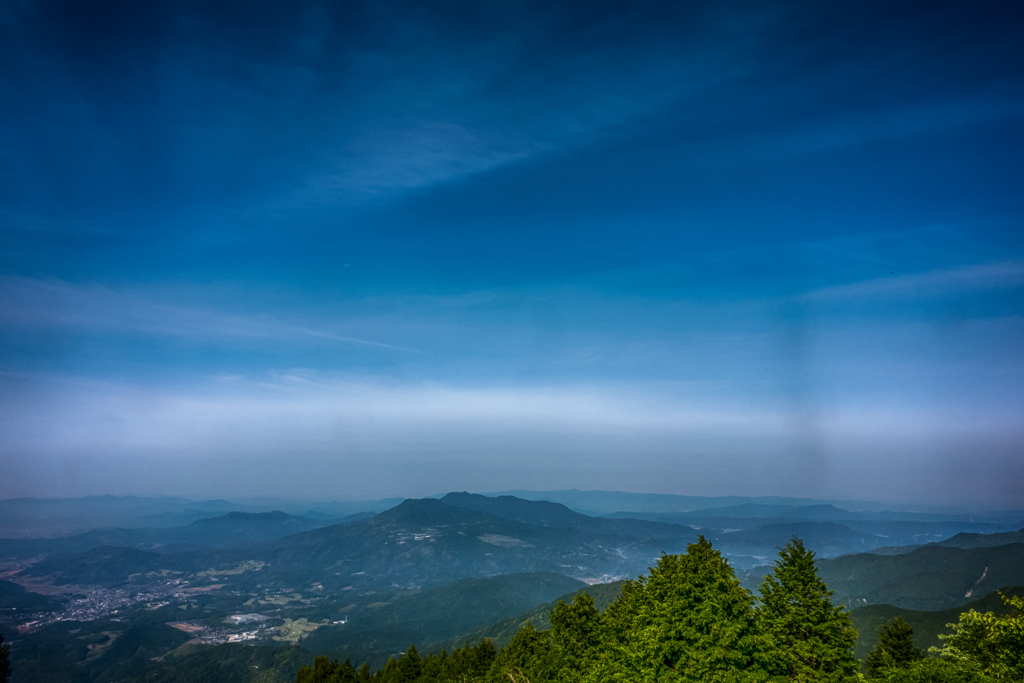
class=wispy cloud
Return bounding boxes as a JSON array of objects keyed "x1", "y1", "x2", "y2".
[
  {"x1": 0, "y1": 276, "x2": 417, "y2": 352},
  {"x1": 803, "y1": 260, "x2": 1024, "y2": 302}
]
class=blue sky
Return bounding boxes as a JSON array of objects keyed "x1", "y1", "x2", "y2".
[{"x1": 1, "y1": 0, "x2": 1022, "y2": 505}]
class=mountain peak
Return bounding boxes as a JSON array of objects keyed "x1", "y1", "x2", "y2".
[
  {"x1": 372, "y1": 498, "x2": 483, "y2": 526},
  {"x1": 188, "y1": 510, "x2": 293, "y2": 526}
]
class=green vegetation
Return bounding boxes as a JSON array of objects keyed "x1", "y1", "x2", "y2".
[
  {"x1": 0, "y1": 579, "x2": 63, "y2": 612},
  {"x1": 300, "y1": 572, "x2": 586, "y2": 661},
  {"x1": 9, "y1": 619, "x2": 192, "y2": 683},
  {"x1": 874, "y1": 658, "x2": 994, "y2": 683},
  {"x1": 759, "y1": 538, "x2": 859, "y2": 682},
  {"x1": 299, "y1": 537, "x2": 1024, "y2": 683},
  {"x1": 428, "y1": 579, "x2": 625, "y2": 653},
  {"x1": 588, "y1": 538, "x2": 769, "y2": 682},
  {"x1": 865, "y1": 617, "x2": 924, "y2": 677},
  {"x1": 276, "y1": 618, "x2": 331, "y2": 644},
  {"x1": 128, "y1": 643, "x2": 314, "y2": 683},
  {"x1": 302, "y1": 536, "x2": 859, "y2": 683},
  {"x1": 817, "y1": 543, "x2": 1024, "y2": 611},
  {"x1": 5, "y1": 496, "x2": 1023, "y2": 683},
  {"x1": 849, "y1": 586, "x2": 1024, "y2": 660},
  {"x1": 295, "y1": 640, "x2": 496, "y2": 683},
  {"x1": 931, "y1": 592, "x2": 1024, "y2": 681}
]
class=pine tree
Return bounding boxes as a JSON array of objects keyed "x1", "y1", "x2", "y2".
[
  {"x1": 397, "y1": 644, "x2": 422, "y2": 683},
  {"x1": 488, "y1": 622, "x2": 558, "y2": 683},
  {"x1": 587, "y1": 536, "x2": 769, "y2": 682},
  {"x1": 378, "y1": 656, "x2": 400, "y2": 683},
  {"x1": 549, "y1": 592, "x2": 599, "y2": 680},
  {"x1": 295, "y1": 656, "x2": 357, "y2": 683},
  {"x1": 866, "y1": 616, "x2": 923, "y2": 678},
  {"x1": 758, "y1": 537, "x2": 860, "y2": 682}
]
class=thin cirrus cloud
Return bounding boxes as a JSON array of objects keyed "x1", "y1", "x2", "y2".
[
  {"x1": 3, "y1": 253, "x2": 1021, "y2": 344},
  {"x1": 0, "y1": 276, "x2": 415, "y2": 352},
  {"x1": 801, "y1": 259, "x2": 1024, "y2": 306}
]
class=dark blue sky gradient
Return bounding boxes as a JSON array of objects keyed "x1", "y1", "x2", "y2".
[{"x1": 1, "y1": 1, "x2": 1022, "y2": 504}]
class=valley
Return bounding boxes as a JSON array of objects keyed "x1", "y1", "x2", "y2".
[{"x1": 1, "y1": 491, "x2": 1022, "y2": 682}]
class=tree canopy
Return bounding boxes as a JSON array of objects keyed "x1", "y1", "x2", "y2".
[
  {"x1": 295, "y1": 537, "x2": 1023, "y2": 683},
  {"x1": 865, "y1": 616, "x2": 924, "y2": 678},
  {"x1": 586, "y1": 536, "x2": 769, "y2": 682},
  {"x1": 933, "y1": 592, "x2": 1024, "y2": 681},
  {"x1": 758, "y1": 537, "x2": 859, "y2": 682}
]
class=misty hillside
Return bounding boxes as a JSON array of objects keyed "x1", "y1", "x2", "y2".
[
  {"x1": 0, "y1": 510, "x2": 337, "y2": 558},
  {"x1": 300, "y1": 572, "x2": 585, "y2": 658},
  {"x1": 264, "y1": 498, "x2": 648, "y2": 589},
  {"x1": 439, "y1": 492, "x2": 698, "y2": 539},
  {"x1": 849, "y1": 585, "x2": 1024, "y2": 660},
  {"x1": 816, "y1": 542, "x2": 1024, "y2": 611},
  {"x1": 870, "y1": 527, "x2": 1024, "y2": 555}
]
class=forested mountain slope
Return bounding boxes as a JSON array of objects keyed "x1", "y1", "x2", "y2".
[{"x1": 817, "y1": 542, "x2": 1024, "y2": 611}]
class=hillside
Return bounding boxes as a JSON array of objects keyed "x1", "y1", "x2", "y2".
[
  {"x1": 849, "y1": 585, "x2": 1024, "y2": 660},
  {"x1": 0, "y1": 578, "x2": 64, "y2": 611},
  {"x1": 263, "y1": 498, "x2": 661, "y2": 590},
  {"x1": 817, "y1": 542, "x2": 1024, "y2": 611},
  {"x1": 871, "y1": 527, "x2": 1024, "y2": 555},
  {"x1": 439, "y1": 492, "x2": 698, "y2": 540},
  {"x1": 300, "y1": 572, "x2": 585, "y2": 664},
  {"x1": 0, "y1": 510, "x2": 335, "y2": 558},
  {"x1": 428, "y1": 580, "x2": 627, "y2": 653},
  {"x1": 4, "y1": 497, "x2": 694, "y2": 592}
]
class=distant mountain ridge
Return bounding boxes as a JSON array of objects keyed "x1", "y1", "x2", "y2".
[
  {"x1": 0, "y1": 494, "x2": 400, "y2": 538},
  {"x1": 0, "y1": 510, "x2": 344, "y2": 558},
  {"x1": 870, "y1": 527, "x2": 1024, "y2": 555},
  {"x1": 485, "y1": 489, "x2": 1006, "y2": 516},
  {"x1": 439, "y1": 492, "x2": 698, "y2": 539}
]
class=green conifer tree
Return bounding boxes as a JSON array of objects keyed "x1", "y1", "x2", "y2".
[
  {"x1": 378, "y1": 656, "x2": 400, "y2": 683},
  {"x1": 420, "y1": 649, "x2": 444, "y2": 682},
  {"x1": 587, "y1": 536, "x2": 769, "y2": 682},
  {"x1": 398, "y1": 644, "x2": 422, "y2": 683},
  {"x1": 295, "y1": 656, "x2": 357, "y2": 683},
  {"x1": 488, "y1": 622, "x2": 558, "y2": 683},
  {"x1": 866, "y1": 616, "x2": 924, "y2": 678},
  {"x1": 758, "y1": 537, "x2": 860, "y2": 682},
  {"x1": 549, "y1": 592, "x2": 599, "y2": 681}
]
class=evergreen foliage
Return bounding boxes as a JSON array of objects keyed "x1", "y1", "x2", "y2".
[
  {"x1": 293, "y1": 537, "x2": 1024, "y2": 683},
  {"x1": 549, "y1": 593, "x2": 599, "y2": 681},
  {"x1": 486, "y1": 622, "x2": 558, "y2": 683},
  {"x1": 294, "y1": 640, "x2": 498, "y2": 683},
  {"x1": 758, "y1": 537, "x2": 859, "y2": 682},
  {"x1": 296, "y1": 656, "x2": 359, "y2": 683},
  {"x1": 875, "y1": 657, "x2": 994, "y2": 683},
  {"x1": 866, "y1": 616, "x2": 924, "y2": 677},
  {"x1": 586, "y1": 536, "x2": 768, "y2": 682}
]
